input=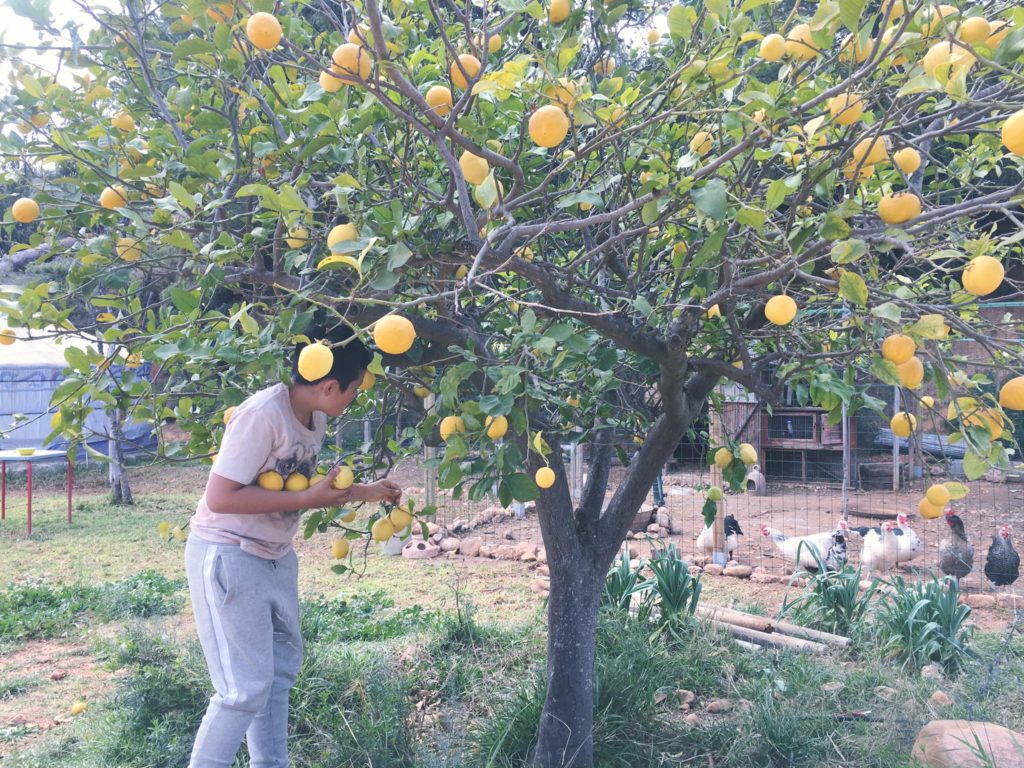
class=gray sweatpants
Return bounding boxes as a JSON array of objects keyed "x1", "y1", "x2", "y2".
[{"x1": 184, "y1": 534, "x2": 303, "y2": 768}]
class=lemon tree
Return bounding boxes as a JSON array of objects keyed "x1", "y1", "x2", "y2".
[{"x1": 3, "y1": 0, "x2": 1024, "y2": 763}]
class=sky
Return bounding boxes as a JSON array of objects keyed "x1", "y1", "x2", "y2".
[{"x1": 1, "y1": 0, "x2": 101, "y2": 89}]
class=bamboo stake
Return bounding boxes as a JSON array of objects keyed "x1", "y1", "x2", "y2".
[
  {"x1": 708, "y1": 618, "x2": 828, "y2": 654},
  {"x1": 697, "y1": 605, "x2": 852, "y2": 648}
]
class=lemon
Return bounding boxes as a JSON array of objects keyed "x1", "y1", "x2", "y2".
[
  {"x1": 713, "y1": 447, "x2": 733, "y2": 469},
  {"x1": 459, "y1": 151, "x2": 490, "y2": 185},
  {"x1": 116, "y1": 236, "x2": 142, "y2": 261},
  {"x1": 485, "y1": 415, "x2": 508, "y2": 440},
  {"x1": 158, "y1": 521, "x2": 171, "y2": 537},
  {"x1": 646, "y1": 28, "x2": 660, "y2": 44},
  {"x1": 359, "y1": 371, "x2": 375, "y2": 391},
  {"x1": 707, "y1": 485, "x2": 723, "y2": 501},
  {"x1": 172, "y1": 526, "x2": 187, "y2": 541},
  {"x1": 706, "y1": 304, "x2": 721, "y2": 319},
  {"x1": 257, "y1": 470, "x2": 285, "y2": 491},
  {"x1": 371, "y1": 517, "x2": 396, "y2": 541},
  {"x1": 878, "y1": 192, "x2": 922, "y2": 225},
  {"x1": 535, "y1": 467, "x2": 555, "y2": 488},
  {"x1": 297, "y1": 342, "x2": 333, "y2": 381},
  {"x1": 852, "y1": 136, "x2": 890, "y2": 165},
  {"x1": 882, "y1": 334, "x2": 916, "y2": 365},
  {"x1": 759, "y1": 33, "x2": 786, "y2": 61},
  {"x1": 425, "y1": 85, "x2": 454, "y2": 117},
  {"x1": 921, "y1": 41, "x2": 975, "y2": 78},
  {"x1": 1001, "y1": 108, "x2": 1024, "y2": 156},
  {"x1": 921, "y1": 395, "x2": 935, "y2": 409},
  {"x1": 389, "y1": 506, "x2": 413, "y2": 530},
  {"x1": 333, "y1": 466, "x2": 354, "y2": 490},
  {"x1": 319, "y1": 69, "x2": 345, "y2": 92},
  {"x1": 897, "y1": 356, "x2": 925, "y2": 389},
  {"x1": 476, "y1": 33, "x2": 501, "y2": 54},
  {"x1": 827, "y1": 93, "x2": 864, "y2": 126},
  {"x1": 284, "y1": 472, "x2": 309, "y2": 491},
  {"x1": 331, "y1": 43, "x2": 372, "y2": 82},
  {"x1": 961, "y1": 255, "x2": 1004, "y2": 296},
  {"x1": 548, "y1": 0, "x2": 569, "y2": 23},
  {"x1": 528, "y1": 104, "x2": 570, "y2": 148},
  {"x1": 50, "y1": 411, "x2": 62, "y2": 429},
  {"x1": 245, "y1": 12, "x2": 282, "y2": 50},
  {"x1": 918, "y1": 497, "x2": 944, "y2": 519},
  {"x1": 327, "y1": 222, "x2": 358, "y2": 246},
  {"x1": 111, "y1": 111, "x2": 135, "y2": 132},
  {"x1": 765, "y1": 294, "x2": 797, "y2": 325},
  {"x1": 286, "y1": 227, "x2": 309, "y2": 248},
  {"x1": 785, "y1": 23, "x2": 818, "y2": 61},
  {"x1": 222, "y1": 406, "x2": 235, "y2": 425},
  {"x1": 374, "y1": 315, "x2": 416, "y2": 355},
  {"x1": 926, "y1": 484, "x2": 951, "y2": 507},
  {"x1": 70, "y1": 702, "x2": 87, "y2": 716},
  {"x1": 309, "y1": 475, "x2": 324, "y2": 486},
  {"x1": 340, "y1": 509, "x2": 356, "y2": 522},
  {"x1": 439, "y1": 415, "x2": 465, "y2": 441},
  {"x1": 893, "y1": 147, "x2": 921, "y2": 174},
  {"x1": 99, "y1": 185, "x2": 128, "y2": 210},
  {"x1": 206, "y1": 3, "x2": 234, "y2": 22},
  {"x1": 739, "y1": 443, "x2": 758, "y2": 465},
  {"x1": 999, "y1": 376, "x2": 1024, "y2": 410},
  {"x1": 413, "y1": 385, "x2": 430, "y2": 398},
  {"x1": 890, "y1": 411, "x2": 917, "y2": 438},
  {"x1": 331, "y1": 538, "x2": 350, "y2": 559},
  {"x1": 450, "y1": 54, "x2": 481, "y2": 89},
  {"x1": 11, "y1": 197, "x2": 39, "y2": 223},
  {"x1": 689, "y1": 130, "x2": 713, "y2": 156},
  {"x1": 347, "y1": 24, "x2": 368, "y2": 45}
]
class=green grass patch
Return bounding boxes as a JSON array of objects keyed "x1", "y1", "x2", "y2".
[{"x1": 0, "y1": 675, "x2": 40, "y2": 700}]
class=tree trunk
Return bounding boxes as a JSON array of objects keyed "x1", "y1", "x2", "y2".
[
  {"x1": 108, "y1": 408, "x2": 134, "y2": 505},
  {"x1": 532, "y1": 557, "x2": 604, "y2": 768}
]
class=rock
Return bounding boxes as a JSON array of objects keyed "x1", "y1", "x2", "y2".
[
  {"x1": 460, "y1": 537, "x2": 483, "y2": 557},
  {"x1": 622, "y1": 544, "x2": 640, "y2": 561},
  {"x1": 723, "y1": 565, "x2": 753, "y2": 578},
  {"x1": 822, "y1": 682, "x2": 844, "y2": 694},
  {"x1": 402, "y1": 539, "x2": 441, "y2": 560},
  {"x1": 930, "y1": 690, "x2": 954, "y2": 707},
  {"x1": 997, "y1": 592, "x2": 1023, "y2": 608},
  {"x1": 429, "y1": 534, "x2": 443, "y2": 545},
  {"x1": 647, "y1": 523, "x2": 661, "y2": 534},
  {"x1": 684, "y1": 713, "x2": 701, "y2": 727},
  {"x1": 911, "y1": 720, "x2": 1024, "y2": 768},
  {"x1": 677, "y1": 690, "x2": 696, "y2": 710},
  {"x1": 426, "y1": 522, "x2": 440, "y2": 536},
  {"x1": 530, "y1": 580, "x2": 550, "y2": 595},
  {"x1": 688, "y1": 565, "x2": 703, "y2": 577},
  {"x1": 450, "y1": 518, "x2": 469, "y2": 533},
  {"x1": 49, "y1": 670, "x2": 68, "y2": 681},
  {"x1": 921, "y1": 664, "x2": 945, "y2": 681},
  {"x1": 537, "y1": 564, "x2": 550, "y2": 577},
  {"x1": 479, "y1": 545, "x2": 494, "y2": 559},
  {"x1": 692, "y1": 555, "x2": 709, "y2": 567},
  {"x1": 515, "y1": 541, "x2": 537, "y2": 557},
  {"x1": 655, "y1": 510, "x2": 671, "y2": 528},
  {"x1": 736, "y1": 699, "x2": 753, "y2": 712},
  {"x1": 706, "y1": 698, "x2": 733, "y2": 714},
  {"x1": 704, "y1": 564, "x2": 724, "y2": 576},
  {"x1": 439, "y1": 537, "x2": 461, "y2": 553},
  {"x1": 524, "y1": 501, "x2": 537, "y2": 514},
  {"x1": 963, "y1": 594, "x2": 997, "y2": 609},
  {"x1": 727, "y1": 559, "x2": 739, "y2": 567},
  {"x1": 658, "y1": 526, "x2": 669, "y2": 537},
  {"x1": 492, "y1": 545, "x2": 520, "y2": 561},
  {"x1": 669, "y1": 521, "x2": 685, "y2": 535},
  {"x1": 875, "y1": 686, "x2": 899, "y2": 702},
  {"x1": 537, "y1": 547, "x2": 547, "y2": 564},
  {"x1": 750, "y1": 569, "x2": 775, "y2": 584}
]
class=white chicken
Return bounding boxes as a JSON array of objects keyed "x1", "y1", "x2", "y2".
[
  {"x1": 696, "y1": 514, "x2": 744, "y2": 559},
  {"x1": 761, "y1": 520, "x2": 850, "y2": 570},
  {"x1": 850, "y1": 513, "x2": 923, "y2": 565},
  {"x1": 859, "y1": 520, "x2": 900, "y2": 574}
]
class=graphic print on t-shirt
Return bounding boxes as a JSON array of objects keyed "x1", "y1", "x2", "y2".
[{"x1": 269, "y1": 444, "x2": 321, "y2": 519}]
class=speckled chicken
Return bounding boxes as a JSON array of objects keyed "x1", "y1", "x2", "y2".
[
  {"x1": 938, "y1": 511, "x2": 974, "y2": 588},
  {"x1": 984, "y1": 524, "x2": 1020, "y2": 588}
]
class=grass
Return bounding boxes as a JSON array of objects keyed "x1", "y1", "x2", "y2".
[{"x1": 0, "y1": 676, "x2": 40, "y2": 700}]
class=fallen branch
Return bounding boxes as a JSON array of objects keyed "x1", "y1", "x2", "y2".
[{"x1": 698, "y1": 605, "x2": 852, "y2": 647}]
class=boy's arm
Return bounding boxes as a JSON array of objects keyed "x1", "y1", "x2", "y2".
[{"x1": 205, "y1": 466, "x2": 354, "y2": 515}]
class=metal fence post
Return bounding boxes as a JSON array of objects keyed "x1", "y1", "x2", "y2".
[{"x1": 423, "y1": 394, "x2": 437, "y2": 510}]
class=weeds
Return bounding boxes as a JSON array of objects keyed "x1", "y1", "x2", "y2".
[
  {"x1": 300, "y1": 591, "x2": 435, "y2": 643},
  {"x1": 874, "y1": 575, "x2": 975, "y2": 674},
  {"x1": 0, "y1": 675, "x2": 39, "y2": 700},
  {"x1": 781, "y1": 556, "x2": 876, "y2": 637}
]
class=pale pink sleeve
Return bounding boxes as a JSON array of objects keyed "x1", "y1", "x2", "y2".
[{"x1": 211, "y1": 410, "x2": 275, "y2": 485}]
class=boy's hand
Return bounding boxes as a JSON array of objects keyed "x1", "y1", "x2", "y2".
[
  {"x1": 353, "y1": 479, "x2": 403, "y2": 505},
  {"x1": 301, "y1": 466, "x2": 353, "y2": 509}
]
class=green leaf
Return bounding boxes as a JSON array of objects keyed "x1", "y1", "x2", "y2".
[
  {"x1": 438, "y1": 462, "x2": 463, "y2": 488},
  {"x1": 475, "y1": 174, "x2": 498, "y2": 209},
  {"x1": 162, "y1": 230, "x2": 197, "y2": 253},
  {"x1": 557, "y1": 43, "x2": 581, "y2": 71},
  {"x1": 819, "y1": 211, "x2": 851, "y2": 241},
  {"x1": 944, "y1": 481, "x2": 969, "y2": 500},
  {"x1": 766, "y1": 178, "x2": 789, "y2": 210},
  {"x1": 906, "y1": 314, "x2": 947, "y2": 340},
  {"x1": 170, "y1": 287, "x2": 199, "y2": 314},
  {"x1": 641, "y1": 199, "x2": 660, "y2": 225},
  {"x1": 838, "y1": 271, "x2": 868, "y2": 305},
  {"x1": 63, "y1": 346, "x2": 88, "y2": 372},
  {"x1": 168, "y1": 181, "x2": 196, "y2": 213},
  {"x1": 172, "y1": 38, "x2": 216, "y2": 61},
  {"x1": 667, "y1": 4, "x2": 697, "y2": 41},
  {"x1": 963, "y1": 449, "x2": 988, "y2": 481},
  {"x1": 837, "y1": 0, "x2": 866, "y2": 32},
  {"x1": 870, "y1": 302, "x2": 902, "y2": 323},
  {"x1": 692, "y1": 179, "x2": 727, "y2": 220},
  {"x1": 870, "y1": 356, "x2": 900, "y2": 385},
  {"x1": 706, "y1": 0, "x2": 727, "y2": 18},
  {"x1": 387, "y1": 243, "x2": 413, "y2": 270},
  {"x1": 898, "y1": 75, "x2": 939, "y2": 96},
  {"x1": 505, "y1": 472, "x2": 540, "y2": 502},
  {"x1": 831, "y1": 238, "x2": 866, "y2": 264},
  {"x1": 736, "y1": 206, "x2": 766, "y2": 232},
  {"x1": 278, "y1": 185, "x2": 307, "y2": 212}
]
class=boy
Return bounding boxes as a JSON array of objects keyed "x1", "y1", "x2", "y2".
[{"x1": 185, "y1": 323, "x2": 401, "y2": 768}]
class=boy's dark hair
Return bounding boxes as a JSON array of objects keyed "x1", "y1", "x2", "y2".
[{"x1": 292, "y1": 321, "x2": 371, "y2": 388}]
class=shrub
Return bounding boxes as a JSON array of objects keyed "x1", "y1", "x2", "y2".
[{"x1": 781, "y1": 560, "x2": 876, "y2": 637}]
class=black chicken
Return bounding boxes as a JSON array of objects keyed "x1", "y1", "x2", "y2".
[
  {"x1": 938, "y1": 511, "x2": 974, "y2": 588},
  {"x1": 984, "y1": 524, "x2": 1020, "y2": 588}
]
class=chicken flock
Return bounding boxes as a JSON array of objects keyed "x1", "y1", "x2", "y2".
[{"x1": 691, "y1": 510, "x2": 1022, "y2": 589}]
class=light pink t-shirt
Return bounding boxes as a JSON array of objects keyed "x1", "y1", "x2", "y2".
[{"x1": 189, "y1": 383, "x2": 327, "y2": 559}]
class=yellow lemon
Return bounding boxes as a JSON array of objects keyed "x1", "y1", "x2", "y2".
[
  {"x1": 689, "y1": 130, "x2": 713, "y2": 156},
  {"x1": 327, "y1": 222, "x2": 358, "y2": 247},
  {"x1": 706, "y1": 304, "x2": 721, "y2": 319},
  {"x1": 897, "y1": 356, "x2": 925, "y2": 389},
  {"x1": 890, "y1": 411, "x2": 917, "y2": 438},
  {"x1": 285, "y1": 472, "x2": 309, "y2": 492},
  {"x1": 485, "y1": 415, "x2": 508, "y2": 440},
  {"x1": 373, "y1": 314, "x2": 416, "y2": 355},
  {"x1": 958, "y1": 16, "x2": 990, "y2": 43},
  {"x1": 893, "y1": 147, "x2": 921, "y2": 174},
  {"x1": 450, "y1": 54, "x2": 481, "y2": 89},
  {"x1": 389, "y1": 507, "x2": 413, "y2": 530},
  {"x1": 882, "y1": 334, "x2": 916, "y2": 365},
  {"x1": 70, "y1": 701, "x2": 87, "y2": 716},
  {"x1": 459, "y1": 151, "x2": 490, "y2": 185},
  {"x1": 1001, "y1": 108, "x2": 1024, "y2": 156},
  {"x1": 12, "y1": 197, "x2": 40, "y2": 224},
  {"x1": 827, "y1": 93, "x2": 864, "y2": 126},
  {"x1": 921, "y1": 395, "x2": 935, "y2": 409},
  {"x1": 878, "y1": 192, "x2": 922, "y2": 224},
  {"x1": 206, "y1": 3, "x2": 234, "y2": 22},
  {"x1": 535, "y1": 467, "x2": 555, "y2": 488},
  {"x1": 257, "y1": 470, "x2": 285, "y2": 491},
  {"x1": 286, "y1": 227, "x2": 309, "y2": 248},
  {"x1": 739, "y1": 443, "x2": 758, "y2": 465},
  {"x1": 646, "y1": 28, "x2": 660, "y2": 44},
  {"x1": 359, "y1": 371, "x2": 375, "y2": 391},
  {"x1": 765, "y1": 294, "x2": 797, "y2": 325},
  {"x1": 853, "y1": 136, "x2": 890, "y2": 165},
  {"x1": 425, "y1": 85, "x2": 454, "y2": 117},
  {"x1": 245, "y1": 12, "x2": 282, "y2": 50},
  {"x1": 319, "y1": 69, "x2": 345, "y2": 92},
  {"x1": 528, "y1": 104, "x2": 570, "y2": 148},
  {"x1": 921, "y1": 41, "x2": 976, "y2": 78},
  {"x1": 759, "y1": 33, "x2": 786, "y2": 61},
  {"x1": 918, "y1": 497, "x2": 944, "y2": 519},
  {"x1": 920, "y1": 4, "x2": 958, "y2": 36},
  {"x1": 331, "y1": 43, "x2": 372, "y2": 82},
  {"x1": 548, "y1": 0, "x2": 569, "y2": 23},
  {"x1": 440, "y1": 415, "x2": 466, "y2": 441},
  {"x1": 999, "y1": 376, "x2": 1024, "y2": 410},
  {"x1": 333, "y1": 466, "x2": 354, "y2": 490},
  {"x1": 927, "y1": 484, "x2": 951, "y2": 507},
  {"x1": 96, "y1": 312, "x2": 116, "y2": 323},
  {"x1": 223, "y1": 406, "x2": 235, "y2": 425},
  {"x1": 116, "y1": 236, "x2": 142, "y2": 261},
  {"x1": 99, "y1": 185, "x2": 128, "y2": 210},
  {"x1": 961, "y1": 255, "x2": 1004, "y2": 296},
  {"x1": 298, "y1": 342, "x2": 333, "y2": 381},
  {"x1": 158, "y1": 521, "x2": 171, "y2": 538},
  {"x1": 331, "y1": 538, "x2": 350, "y2": 559},
  {"x1": 785, "y1": 23, "x2": 818, "y2": 61},
  {"x1": 50, "y1": 411, "x2": 63, "y2": 429},
  {"x1": 713, "y1": 447, "x2": 732, "y2": 469},
  {"x1": 111, "y1": 111, "x2": 135, "y2": 132},
  {"x1": 371, "y1": 517, "x2": 396, "y2": 541},
  {"x1": 413, "y1": 385, "x2": 430, "y2": 398}
]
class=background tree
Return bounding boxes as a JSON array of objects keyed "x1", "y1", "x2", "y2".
[{"x1": 2, "y1": 0, "x2": 1024, "y2": 764}]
